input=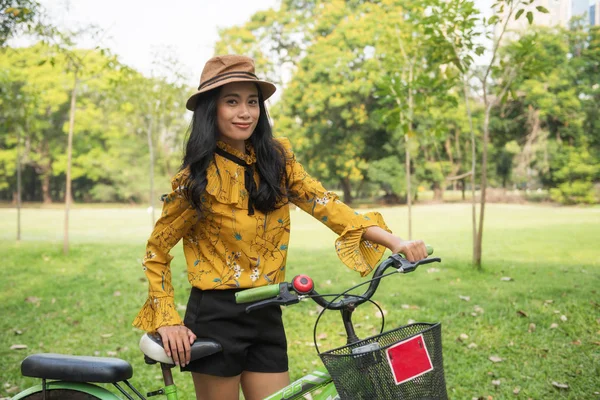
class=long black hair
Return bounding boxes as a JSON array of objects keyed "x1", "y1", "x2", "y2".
[{"x1": 181, "y1": 85, "x2": 289, "y2": 216}]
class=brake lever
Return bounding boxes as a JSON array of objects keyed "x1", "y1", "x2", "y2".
[
  {"x1": 391, "y1": 254, "x2": 442, "y2": 273},
  {"x1": 245, "y1": 283, "x2": 299, "y2": 313}
]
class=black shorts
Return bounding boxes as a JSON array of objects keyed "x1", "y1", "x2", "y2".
[{"x1": 181, "y1": 287, "x2": 288, "y2": 377}]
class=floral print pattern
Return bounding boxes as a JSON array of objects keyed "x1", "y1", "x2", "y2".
[{"x1": 133, "y1": 138, "x2": 390, "y2": 332}]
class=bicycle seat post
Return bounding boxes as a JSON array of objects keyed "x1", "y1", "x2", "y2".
[{"x1": 160, "y1": 363, "x2": 174, "y2": 386}]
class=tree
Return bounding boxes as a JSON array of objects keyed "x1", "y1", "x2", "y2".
[
  {"x1": 432, "y1": 0, "x2": 548, "y2": 267},
  {"x1": 1, "y1": 0, "x2": 39, "y2": 47},
  {"x1": 374, "y1": 0, "x2": 460, "y2": 238}
]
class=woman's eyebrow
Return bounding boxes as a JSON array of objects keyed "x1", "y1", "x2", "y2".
[{"x1": 222, "y1": 93, "x2": 259, "y2": 98}]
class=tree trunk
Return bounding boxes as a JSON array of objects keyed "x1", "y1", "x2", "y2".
[
  {"x1": 16, "y1": 126, "x2": 22, "y2": 241},
  {"x1": 405, "y1": 134, "x2": 412, "y2": 239},
  {"x1": 64, "y1": 72, "x2": 78, "y2": 255},
  {"x1": 41, "y1": 172, "x2": 52, "y2": 204},
  {"x1": 474, "y1": 106, "x2": 492, "y2": 267},
  {"x1": 461, "y1": 75, "x2": 479, "y2": 268},
  {"x1": 147, "y1": 116, "x2": 155, "y2": 226},
  {"x1": 433, "y1": 183, "x2": 443, "y2": 201},
  {"x1": 340, "y1": 177, "x2": 353, "y2": 205}
]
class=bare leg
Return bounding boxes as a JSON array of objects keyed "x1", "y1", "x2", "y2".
[
  {"x1": 192, "y1": 372, "x2": 241, "y2": 400},
  {"x1": 240, "y1": 371, "x2": 290, "y2": 400}
]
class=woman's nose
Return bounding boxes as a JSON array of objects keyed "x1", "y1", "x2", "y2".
[{"x1": 238, "y1": 106, "x2": 251, "y2": 119}]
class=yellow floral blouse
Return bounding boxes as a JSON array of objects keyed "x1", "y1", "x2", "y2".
[{"x1": 133, "y1": 138, "x2": 391, "y2": 332}]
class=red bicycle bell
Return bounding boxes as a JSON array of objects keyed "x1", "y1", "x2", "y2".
[{"x1": 292, "y1": 274, "x2": 314, "y2": 294}]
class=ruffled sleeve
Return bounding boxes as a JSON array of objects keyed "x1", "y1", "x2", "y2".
[
  {"x1": 277, "y1": 138, "x2": 391, "y2": 277},
  {"x1": 133, "y1": 168, "x2": 199, "y2": 332}
]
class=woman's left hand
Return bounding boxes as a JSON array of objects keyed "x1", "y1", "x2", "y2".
[{"x1": 390, "y1": 239, "x2": 428, "y2": 262}]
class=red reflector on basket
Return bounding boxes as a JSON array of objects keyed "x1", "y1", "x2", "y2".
[{"x1": 385, "y1": 333, "x2": 434, "y2": 385}]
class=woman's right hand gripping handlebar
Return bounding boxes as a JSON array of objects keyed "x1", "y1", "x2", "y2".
[{"x1": 156, "y1": 325, "x2": 197, "y2": 367}]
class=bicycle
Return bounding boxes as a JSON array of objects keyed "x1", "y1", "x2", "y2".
[{"x1": 12, "y1": 250, "x2": 445, "y2": 400}]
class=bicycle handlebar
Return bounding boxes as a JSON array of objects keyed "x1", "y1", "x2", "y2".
[{"x1": 235, "y1": 246, "x2": 440, "y2": 312}]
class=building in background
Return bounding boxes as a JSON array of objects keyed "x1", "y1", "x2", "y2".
[
  {"x1": 572, "y1": 0, "x2": 590, "y2": 21},
  {"x1": 500, "y1": 0, "x2": 600, "y2": 31},
  {"x1": 591, "y1": 0, "x2": 600, "y2": 25}
]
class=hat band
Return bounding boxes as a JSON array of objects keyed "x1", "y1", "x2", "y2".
[{"x1": 199, "y1": 71, "x2": 259, "y2": 90}]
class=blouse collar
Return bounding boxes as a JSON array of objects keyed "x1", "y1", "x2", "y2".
[{"x1": 216, "y1": 140, "x2": 257, "y2": 165}]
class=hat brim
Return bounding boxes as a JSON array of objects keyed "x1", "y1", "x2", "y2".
[{"x1": 185, "y1": 78, "x2": 276, "y2": 111}]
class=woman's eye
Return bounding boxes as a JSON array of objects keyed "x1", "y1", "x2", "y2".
[
  {"x1": 226, "y1": 99, "x2": 237, "y2": 105},
  {"x1": 249, "y1": 100, "x2": 258, "y2": 106}
]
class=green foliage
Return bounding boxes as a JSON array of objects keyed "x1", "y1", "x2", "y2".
[
  {"x1": 0, "y1": 41, "x2": 188, "y2": 204},
  {"x1": 549, "y1": 147, "x2": 599, "y2": 204},
  {"x1": 2, "y1": 0, "x2": 599, "y2": 206},
  {"x1": 1, "y1": 0, "x2": 39, "y2": 46},
  {"x1": 367, "y1": 156, "x2": 407, "y2": 197}
]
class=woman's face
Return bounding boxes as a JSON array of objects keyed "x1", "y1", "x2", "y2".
[{"x1": 216, "y1": 81, "x2": 260, "y2": 151}]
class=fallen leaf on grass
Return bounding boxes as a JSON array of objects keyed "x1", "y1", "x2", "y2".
[
  {"x1": 106, "y1": 351, "x2": 118, "y2": 356},
  {"x1": 459, "y1": 295, "x2": 471, "y2": 302},
  {"x1": 571, "y1": 340, "x2": 581, "y2": 345},
  {"x1": 10, "y1": 344, "x2": 27, "y2": 350},
  {"x1": 517, "y1": 310, "x2": 528, "y2": 317},
  {"x1": 551, "y1": 381, "x2": 569, "y2": 390},
  {"x1": 401, "y1": 304, "x2": 420, "y2": 310},
  {"x1": 560, "y1": 315, "x2": 567, "y2": 322},
  {"x1": 4, "y1": 386, "x2": 19, "y2": 394},
  {"x1": 491, "y1": 379, "x2": 501, "y2": 386},
  {"x1": 25, "y1": 297, "x2": 40, "y2": 304},
  {"x1": 427, "y1": 268, "x2": 440, "y2": 273},
  {"x1": 407, "y1": 319, "x2": 416, "y2": 324},
  {"x1": 100, "y1": 333, "x2": 113, "y2": 338},
  {"x1": 375, "y1": 310, "x2": 388, "y2": 318},
  {"x1": 513, "y1": 387, "x2": 520, "y2": 394},
  {"x1": 458, "y1": 333, "x2": 469, "y2": 342},
  {"x1": 489, "y1": 355, "x2": 503, "y2": 363},
  {"x1": 550, "y1": 323, "x2": 559, "y2": 329},
  {"x1": 13, "y1": 329, "x2": 23, "y2": 335},
  {"x1": 474, "y1": 305, "x2": 484, "y2": 314},
  {"x1": 544, "y1": 300, "x2": 554, "y2": 305},
  {"x1": 316, "y1": 333, "x2": 328, "y2": 340},
  {"x1": 528, "y1": 323, "x2": 536, "y2": 333},
  {"x1": 468, "y1": 343, "x2": 478, "y2": 349},
  {"x1": 113, "y1": 291, "x2": 121, "y2": 297},
  {"x1": 500, "y1": 277, "x2": 513, "y2": 281},
  {"x1": 592, "y1": 341, "x2": 600, "y2": 346}
]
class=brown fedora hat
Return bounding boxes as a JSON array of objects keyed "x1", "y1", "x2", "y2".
[{"x1": 186, "y1": 55, "x2": 276, "y2": 111}]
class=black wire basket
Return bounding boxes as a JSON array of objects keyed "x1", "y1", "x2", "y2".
[{"x1": 319, "y1": 322, "x2": 447, "y2": 400}]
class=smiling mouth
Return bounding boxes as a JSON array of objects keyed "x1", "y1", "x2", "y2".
[{"x1": 233, "y1": 123, "x2": 252, "y2": 129}]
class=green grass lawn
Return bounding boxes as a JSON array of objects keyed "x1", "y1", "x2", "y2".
[{"x1": 1, "y1": 203, "x2": 599, "y2": 399}]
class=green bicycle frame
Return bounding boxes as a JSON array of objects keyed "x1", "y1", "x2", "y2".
[
  {"x1": 264, "y1": 368, "x2": 339, "y2": 400},
  {"x1": 12, "y1": 381, "x2": 121, "y2": 399},
  {"x1": 12, "y1": 381, "x2": 178, "y2": 400}
]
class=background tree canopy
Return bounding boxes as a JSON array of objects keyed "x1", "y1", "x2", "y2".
[{"x1": 1, "y1": 0, "x2": 598, "y2": 206}]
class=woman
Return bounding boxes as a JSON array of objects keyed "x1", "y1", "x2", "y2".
[{"x1": 133, "y1": 54, "x2": 428, "y2": 400}]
